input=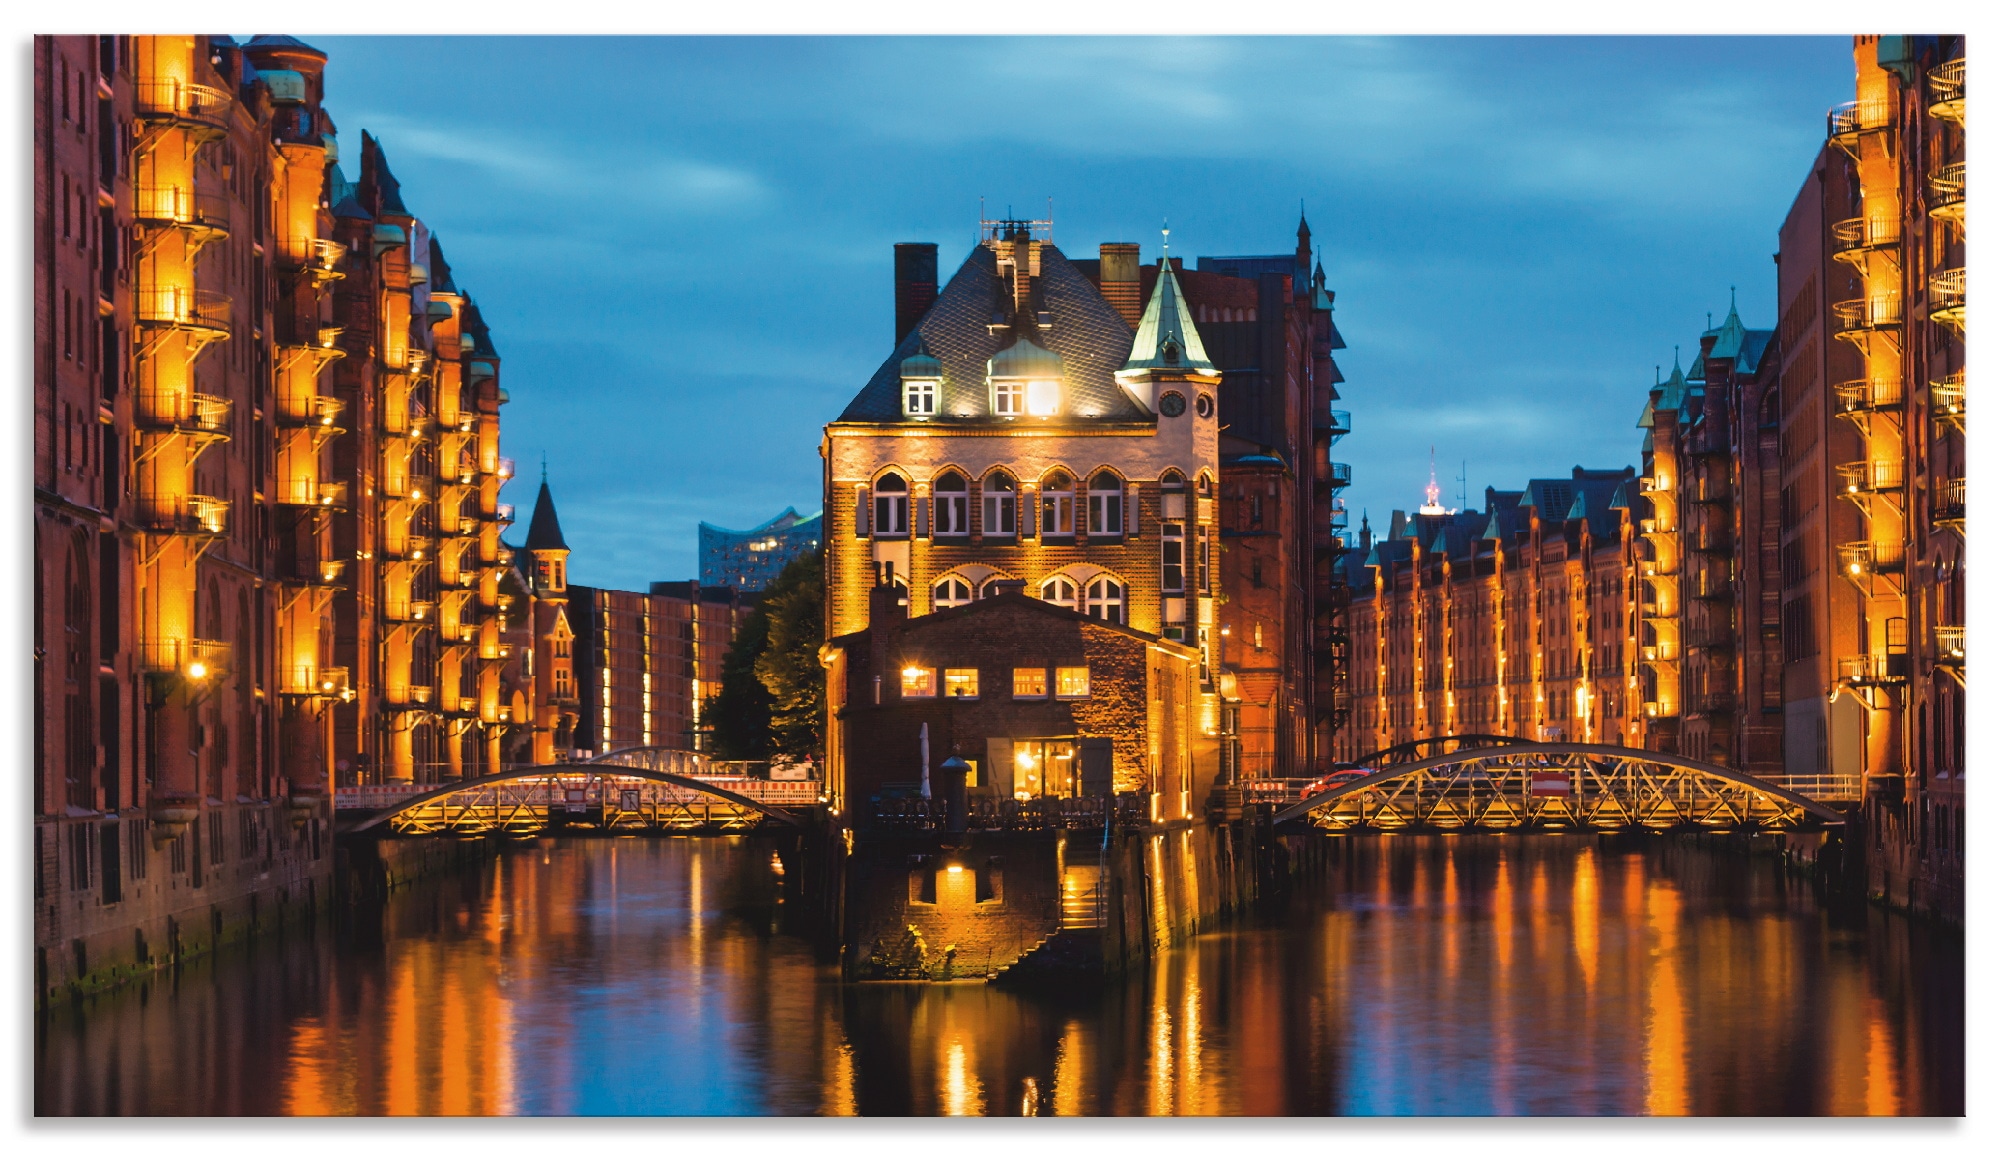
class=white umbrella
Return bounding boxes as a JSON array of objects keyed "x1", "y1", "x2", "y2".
[{"x1": 920, "y1": 722, "x2": 932, "y2": 799}]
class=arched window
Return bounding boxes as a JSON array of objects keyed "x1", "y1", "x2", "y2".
[
  {"x1": 1195, "y1": 472, "x2": 1213, "y2": 498},
  {"x1": 1159, "y1": 469, "x2": 1187, "y2": 522},
  {"x1": 933, "y1": 575, "x2": 973, "y2": 610},
  {"x1": 983, "y1": 473, "x2": 1017, "y2": 537},
  {"x1": 1040, "y1": 576, "x2": 1079, "y2": 611},
  {"x1": 1087, "y1": 472, "x2": 1123, "y2": 536},
  {"x1": 1085, "y1": 577, "x2": 1124, "y2": 624},
  {"x1": 934, "y1": 472, "x2": 968, "y2": 537},
  {"x1": 872, "y1": 473, "x2": 908, "y2": 537},
  {"x1": 1040, "y1": 471, "x2": 1075, "y2": 535}
]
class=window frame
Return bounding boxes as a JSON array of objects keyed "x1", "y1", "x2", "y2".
[
  {"x1": 932, "y1": 575, "x2": 973, "y2": 610},
  {"x1": 993, "y1": 379, "x2": 1023, "y2": 416},
  {"x1": 872, "y1": 474, "x2": 909, "y2": 538},
  {"x1": 1161, "y1": 523, "x2": 1185, "y2": 593},
  {"x1": 1085, "y1": 577, "x2": 1124, "y2": 624},
  {"x1": 943, "y1": 667, "x2": 980, "y2": 699},
  {"x1": 1040, "y1": 576, "x2": 1079, "y2": 612},
  {"x1": 982, "y1": 473, "x2": 1018, "y2": 538},
  {"x1": 1055, "y1": 666, "x2": 1090, "y2": 699},
  {"x1": 1041, "y1": 474, "x2": 1075, "y2": 535},
  {"x1": 1086, "y1": 473, "x2": 1123, "y2": 537},
  {"x1": 933, "y1": 472, "x2": 969, "y2": 537},
  {"x1": 900, "y1": 665, "x2": 937, "y2": 698},
  {"x1": 1012, "y1": 667, "x2": 1048, "y2": 698},
  {"x1": 903, "y1": 377, "x2": 936, "y2": 417}
]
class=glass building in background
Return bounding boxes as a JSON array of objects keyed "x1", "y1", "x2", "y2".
[{"x1": 699, "y1": 507, "x2": 823, "y2": 592}]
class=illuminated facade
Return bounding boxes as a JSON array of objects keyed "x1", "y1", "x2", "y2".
[
  {"x1": 820, "y1": 218, "x2": 1226, "y2": 815},
  {"x1": 33, "y1": 34, "x2": 534, "y2": 1000},
  {"x1": 566, "y1": 577, "x2": 752, "y2": 757},
  {"x1": 699, "y1": 506, "x2": 822, "y2": 592}
]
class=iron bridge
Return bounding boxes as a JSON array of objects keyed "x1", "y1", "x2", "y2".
[
  {"x1": 338, "y1": 747, "x2": 816, "y2": 837},
  {"x1": 1272, "y1": 742, "x2": 1847, "y2": 833}
]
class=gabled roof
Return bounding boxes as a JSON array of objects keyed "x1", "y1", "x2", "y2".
[
  {"x1": 360, "y1": 131, "x2": 409, "y2": 217},
  {"x1": 327, "y1": 160, "x2": 371, "y2": 220},
  {"x1": 463, "y1": 301, "x2": 498, "y2": 358},
  {"x1": 837, "y1": 244, "x2": 1149, "y2": 424},
  {"x1": 1122, "y1": 259, "x2": 1216, "y2": 373},
  {"x1": 829, "y1": 585, "x2": 1186, "y2": 651},
  {"x1": 1736, "y1": 329, "x2": 1774, "y2": 374},
  {"x1": 525, "y1": 480, "x2": 567, "y2": 551},
  {"x1": 1705, "y1": 299, "x2": 1748, "y2": 364},
  {"x1": 428, "y1": 237, "x2": 458, "y2": 294}
]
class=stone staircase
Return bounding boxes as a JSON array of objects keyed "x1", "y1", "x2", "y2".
[{"x1": 1061, "y1": 847, "x2": 1107, "y2": 929}]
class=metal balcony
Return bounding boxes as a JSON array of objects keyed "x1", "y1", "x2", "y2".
[
  {"x1": 1935, "y1": 625, "x2": 1965, "y2": 667},
  {"x1": 136, "y1": 287, "x2": 231, "y2": 335},
  {"x1": 135, "y1": 389, "x2": 231, "y2": 437},
  {"x1": 134, "y1": 185, "x2": 230, "y2": 240},
  {"x1": 496, "y1": 457, "x2": 517, "y2": 481},
  {"x1": 1931, "y1": 372, "x2": 1965, "y2": 433},
  {"x1": 1831, "y1": 215, "x2": 1899, "y2": 267},
  {"x1": 135, "y1": 79, "x2": 232, "y2": 130},
  {"x1": 386, "y1": 684, "x2": 436, "y2": 709},
  {"x1": 139, "y1": 637, "x2": 231, "y2": 682},
  {"x1": 1929, "y1": 162, "x2": 1965, "y2": 228},
  {"x1": 1836, "y1": 459, "x2": 1904, "y2": 496},
  {"x1": 1933, "y1": 477, "x2": 1965, "y2": 532},
  {"x1": 135, "y1": 494, "x2": 229, "y2": 537},
  {"x1": 1827, "y1": 99, "x2": 1891, "y2": 149},
  {"x1": 1834, "y1": 377, "x2": 1903, "y2": 415},
  {"x1": 384, "y1": 599, "x2": 435, "y2": 625},
  {"x1": 1928, "y1": 267, "x2": 1965, "y2": 331},
  {"x1": 1328, "y1": 462, "x2": 1352, "y2": 489},
  {"x1": 276, "y1": 393, "x2": 344, "y2": 430},
  {"x1": 276, "y1": 554, "x2": 347, "y2": 587},
  {"x1": 1837, "y1": 653, "x2": 1909, "y2": 686},
  {"x1": 1832, "y1": 295, "x2": 1901, "y2": 337},
  {"x1": 495, "y1": 503, "x2": 516, "y2": 525},
  {"x1": 1331, "y1": 499, "x2": 1348, "y2": 530},
  {"x1": 276, "y1": 478, "x2": 349, "y2": 510},
  {"x1": 279, "y1": 664, "x2": 353, "y2": 699},
  {"x1": 1927, "y1": 57, "x2": 1965, "y2": 126},
  {"x1": 1837, "y1": 539, "x2": 1904, "y2": 581},
  {"x1": 1323, "y1": 408, "x2": 1352, "y2": 438},
  {"x1": 277, "y1": 236, "x2": 346, "y2": 279}
]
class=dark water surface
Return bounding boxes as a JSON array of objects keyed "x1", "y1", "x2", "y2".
[{"x1": 35, "y1": 834, "x2": 1963, "y2": 1115}]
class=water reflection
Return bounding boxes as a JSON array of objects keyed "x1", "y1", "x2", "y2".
[{"x1": 36, "y1": 834, "x2": 1962, "y2": 1116}]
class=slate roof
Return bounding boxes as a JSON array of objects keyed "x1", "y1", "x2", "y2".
[
  {"x1": 463, "y1": 301, "x2": 498, "y2": 358},
  {"x1": 836, "y1": 244, "x2": 1149, "y2": 424},
  {"x1": 245, "y1": 34, "x2": 326, "y2": 57},
  {"x1": 525, "y1": 481, "x2": 567, "y2": 551},
  {"x1": 429, "y1": 237, "x2": 458, "y2": 294},
  {"x1": 360, "y1": 131, "x2": 410, "y2": 217}
]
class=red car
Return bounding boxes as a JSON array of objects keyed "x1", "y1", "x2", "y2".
[{"x1": 1300, "y1": 767, "x2": 1374, "y2": 800}]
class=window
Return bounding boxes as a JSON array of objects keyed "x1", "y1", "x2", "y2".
[
  {"x1": 933, "y1": 575, "x2": 973, "y2": 609},
  {"x1": 901, "y1": 665, "x2": 936, "y2": 698},
  {"x1": 1161, "y1": 524, "x2": 1185, "y2": 592},
  {"x1": 1041, "y1": 473, "x2": 1075, "y2": 535},
  {"x1": 1026, "y1": 378, "x2": 1060, "y2": 416},
  {"x1": 904, "y1": 377, "x2": 936, "y2": 417},
  {"x1": 1013, "y1": 667, "x2": 1048, "y2": 697},
  {"x1": 872, "y1": 473, "x2": 908, "y2": 537},
  {"x1": 982, "y1": 473, "x2": 1017, "y2": 537},
  {"x1": 944, "y1": 667, "x2": 979, "y2": 698},
  {"x1": 1041, "y1": 576, "x2": 1079, "y2": 611},
  {"x1": 1087, "y1": 473, "x2": 1123, "y2": 536},
  {"x1": 993, "y1": 380, "x2": 1023, "y2": 416},
  {"x1": 1197, "y1": 526, "x2": 1211, "y2": 592},
  {"x1": 1085, "y1": 577, "x2": 1124, "y2": 624},
  {"x1": 934, "y1": 472, "x2": 968, "y2": 537},
  {"x1": 1056, "y1": 666, "x2": 1090, "y2": 698}
]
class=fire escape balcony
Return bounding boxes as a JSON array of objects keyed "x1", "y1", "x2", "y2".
[
  {"x1": 135, "y1": 494, "x2": 229, "y2": 537},
  {"x1": 276, "y1": 554, "x2": 347, "y2": 588},
  {"x1": 134, "y1": 184, "x2": 230, "y2": 243},
  {"x1": 138, "y1": 637, "x2": 231, "y2": 682},
  {"x1": 1934, "y1": 625, "x2": 1965, "y2": 669},
  {"x1": 1832, "y1": 295, "x2": 1902, "y2": 344},
  {"x1": 1327, "y1": 462, "x2": 1352, "y2": 489},
  {"x1": 276, "y1": 393, "x2": 345, "y2": 432},
  {"x1": 382, "y1": 475, "x2": 431, "y2": 505},
  {"x1": 1933, "y1": 477, "x2": 1965, "y2": 534},
  {"x1": 1927, "y1": 57, "x2": 1965, "y2": 126},
  {"x1": 133, "y1": 79, "x2": 231, "y2": 153},
  {"x1": 136, "y1": 286, "x2": 232, "y2": 336},
  {"x1": 1831, "y1": 215, "x2": 1899, "y2": 270},
  {"x1": 493, "y1": 502, "x2": 516, "y2": 525},
  {"x1": 1836, "y1": 459, "x2": 1904, "y2": 498},
  {"x1": 135, "y1": 388, "x2": 231, "y2": 438},
  {"x1": 277, "y1": 236, "x2": 346, "y2": 281},
  {"x1": 1827, "y1": 99, "x2": 1892, "y2": 153},
  {"x1": 1928, "y1": 267, "x2": 1965, "y2": 333},
  {"x1": 1928, "y1": 162, "x2": 1965, "y2": 230},
  {"x1": 1318, "y1": 408, "x2": 1352, "y2": 439},
  {"x1": 276, "y1": 478, "x2": 349, "y2": 510},
  {"x1": 383, "y1": 599, "x2": 436, "y2": 625},
  {"x1": 1837, "y1": 539, "x2": 1905, "y2": 582},
  {"x1": 278, "y1": 664, "x2": 353, "y2": 700},
  {"x1": 479, "y1": 642, "x2": 516, "y2": 663},
  {"x1": 1931, "y1": 371, "x2": 1965, "y2": 433},
  {"x1": 1640, "y1": 642, "x2": 1680, "y2": 664},
  {"x1": 1331, "y1": 499, "x2": 1349, "y2": 530},
  {"x1": 385, "y1": 684, "x2": 436, "y2": 710},
  {"x1": 1835, "y1": 376, "x2": 1904, "y2": 417},
  {"x1": 1837, "y1": 652, "x2": 1909, "y2": 686}
]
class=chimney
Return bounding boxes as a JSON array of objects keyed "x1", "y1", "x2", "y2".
[
  {"x1": 868, "y1": 580, "x2": 908, "y2": 630},
  {"x1": 894, "y1": 243, "x2": 938, "y2": 344},
  {"x1": 1100, "y1": 242, "x2": 1142, "y2": 327},
  {"x1": 986, "y1": 578, "x2": 1027, "y2": 597}
]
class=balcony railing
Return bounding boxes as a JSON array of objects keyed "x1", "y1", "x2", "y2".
[
  {"x1": 1933, "y1": 477, "x2": 1965, "y2": 528},
  {"x1": 1928, "y1": 267, "x2": 1965, "y2": 329},
  {"x1": 1935, "y1": 625, "x2": 1965, "y2": 667},
  {"x1": 135, "y1": 389, "x2": 231, "y2": 436},
  {"x1": 136, "y1": 286, "x2": 231, "y2": 334},
  {"x1": 1931, "y1": 372, "x2": 1965, "y2": 430},
  {"x1": 1328, "y1": 462, "x2": 1352, "y2": 488},
  {"x1": 276, "y1": 478, "x2": 350, "y2": 509},
  {"x1": 1832, "y1": 295, "x2": 1901, "y2": 335},
  {"x1": 494, "y1": 503, "x2": 516, "y2": 525},
  {"x1": 496, "y1": 457, "x2": 517, "y2": 481},
  {"x1": 1331, "y1": 499, "x2": 1349, "y2": 530},
  {"x1": 278, "y1": 664, "x2": 353, "y2": 699},
  {"x1": 133, "y1": 185, "x2": 230, "y2": 237},
  {"x1": 1837, "y1": 539, "x2": 1904, "y2": 580},
  {"x1": 138, "y1": 637, "x2": 231, "y2": 681},
  {"x1": 277, "y1": 236, "x2": 346, "y2": 277},
  {"x1": 1837, "y1": 653, "x2": 1909, "y2": 685},
  {"x1": 1827, "y1": 99, "x2": 1892, "y2": 143},
  {"x1": 135, "y1": 494, "x2": 229, "y2": 536},
  {"x1": 1929, "y1": 162, "x2": 1966, "y2": 226},
  {"x1": 1836, "y1": 459, "x2": 1904, "y2": 495},
  {"x1": 135, "y1": 79, "x2": 232, "y2": 128},
  {"x1": 275, "y1": 393, "x2": 344, "y2": 429},
  {"x1": 1324, "y1": 408, "x2": 1352, "y2": 437},
  {"x1": 1834, "y1": 376, "x2": 1903, "y2": 414},
  {"x1": 384, "y1": 599, "x2": 435, "y2": 624},
  {"x1": 1927, "y1": 57, "x2": 1965, "y2": 125},
  {"x1": 1831, "y1": 215, "x2": 1899, "y2": 260}
]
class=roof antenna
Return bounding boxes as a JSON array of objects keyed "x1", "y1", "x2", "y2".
[
  {"x1": 540, "y1": 452, "x2": 547, "y2": 483},
  {"x1": 1161, "y1": 219, "x2": 1170, "y2": 264}
]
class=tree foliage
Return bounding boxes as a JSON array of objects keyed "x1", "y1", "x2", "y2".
[{"x1": 709, "y1": 551, "x2": 824, "y2": 762}]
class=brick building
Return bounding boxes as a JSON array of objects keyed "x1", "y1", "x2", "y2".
[
  {"x1": 33, "y1": 34, "x2": 534, "y2": 1000},
  {"x1": 565, "y1": 577, "x2": 751, "y2": 757}
]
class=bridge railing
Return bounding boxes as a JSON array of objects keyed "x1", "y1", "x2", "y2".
[
  {"x1": 335, "y1": 772, "x2": 822, "y2": 812},
  {"x1": 1766, "y1": 775, "x2": 1864, "y2": 803},
  {"x1": 868, "y1": 793, "x2": 1150, "y2": 832}
]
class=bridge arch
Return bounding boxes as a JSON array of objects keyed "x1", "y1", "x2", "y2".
[
  {"x1": 1274, "y1": 742, "x2": 1845, "y2": 831},
  {"x1": 341, "y1": 747, "x2": 806, "y2": 836},
  {"x1": 1348, "y1": 733, "x2": 1532, "y2": 770}
]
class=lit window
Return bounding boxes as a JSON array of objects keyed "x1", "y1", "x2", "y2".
[
  {"x1": 933, "y1": 575, "x2": 973, "y2": 610},
  {"x1": 872, "y1": 473, "x2": 908, "y2": 537},
  {"x1": 901, "y1": 666, "x2": 936, "y2": 698},
  {"x1": 1085, "y1": 577, "x2": 1124, "y2": 625},
  {"x1": 944, "y1": 667, "x2": 979, "y2": 699},
  {"x1": 983, "y1": 473, "x2": 1017, "y2": 536},
  {"x1": 934, "y1": 472, "x2": 969, "y2": 537},
  {"x1": 1055, "y1": 666, "x2": 1089, "y2": 698},
  {"x1": 1087, "y1": 473, "x2": 1123, "y2": 536},
  {"x1": 1013, "y1": 667, "x2": 1048, "y2": 697},
  {"x1": 1041, "y1": 576, "x2": 1079, "y2": 611},
  {"x1": 904, "y1": 377, "x2": 936, "y2": 417},
  {"x1": 1026, "y1": 378, "x2": 1060, "y2": 416},
  {"x1": 1040, "y1": 472, "x2": 1075, "y2": 535},
  {"x1": 993, "y1": 380, "x2": 1023, "y2": 416}
]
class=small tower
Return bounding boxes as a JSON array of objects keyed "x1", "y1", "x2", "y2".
[
  {"x1": 525, "y1": 471, "x2": 569, "y2": 595},
  {"x1": 1418, "y1": 447, "x2": 1452, "y2": 517},
  {"x1": 521, "y1": 472, "x2": 578, "y2": 761}
]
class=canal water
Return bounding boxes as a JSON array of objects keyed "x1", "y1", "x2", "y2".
[{"x1": 35, "y1": 834, "x2": 1962, "y2": 1116}]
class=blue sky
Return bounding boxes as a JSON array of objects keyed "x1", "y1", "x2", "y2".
[{"x1": 310, "y1": 35, "x2": 1852, "y2": 591}]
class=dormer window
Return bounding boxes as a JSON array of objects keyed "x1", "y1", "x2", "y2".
[
  {"x1": 905, "y1": 378, "x2": 935, "y2": 417},
  {"x1": 1026, "y1": 378, "x2": 1060, "y2": 416},
  {"x1": 993, "y1": 380, "x2": 1023, "y2": 416}
]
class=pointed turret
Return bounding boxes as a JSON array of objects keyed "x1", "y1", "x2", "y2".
[
  {"x1": 1705, "y1": 292, "x2": 1748, "y2": 363},
  {"x1": 1119, "y1": 259, "x2": 1216, "y2": 375},
  {"x1": 525, "y1": 476, "x2": 569, "y2": 595}
]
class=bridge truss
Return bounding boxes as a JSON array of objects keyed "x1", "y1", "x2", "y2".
[
  {"x1": 340, "y1": 751, "x2": 807, "y2": 837},
  {"x1": 1273, "y1": 743, "x2": 1846, "y2": 833}
]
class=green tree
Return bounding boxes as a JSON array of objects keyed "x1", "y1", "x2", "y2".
[{"x1": 708, "y1": 551, "x2": 824, "y2": 762}]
